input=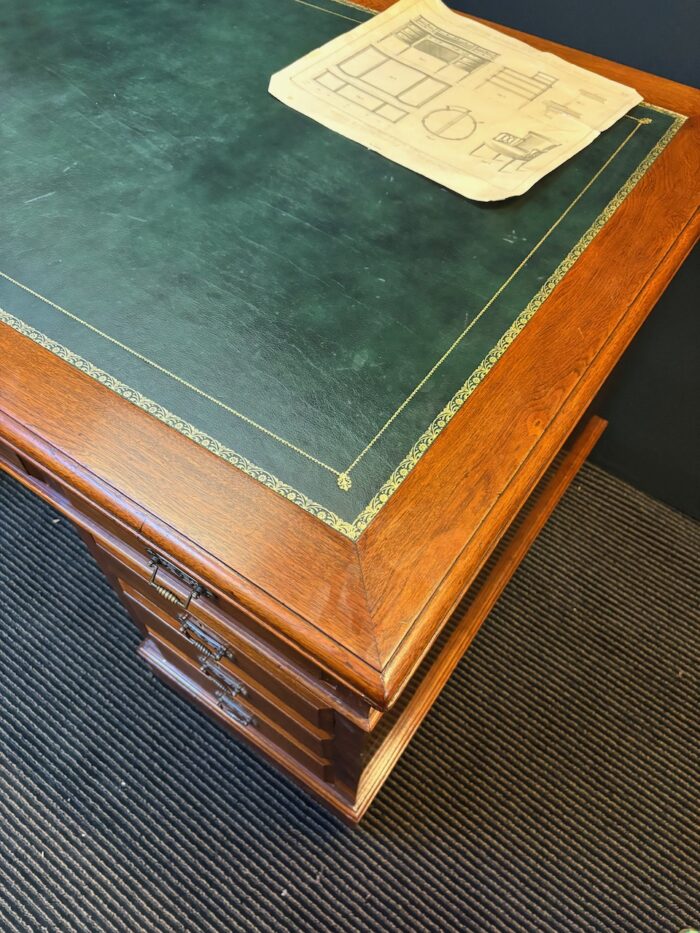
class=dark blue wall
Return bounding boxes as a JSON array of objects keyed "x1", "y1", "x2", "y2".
[
  {"x1": 451, "y1": 0, "x2": 699, "y2": 87},
  {"x1": 451, "y1": 1, "x2": 700, "y2": 517}
]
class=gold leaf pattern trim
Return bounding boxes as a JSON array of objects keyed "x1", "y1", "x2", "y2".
[
  {"x1": 0, "y1": 101, "x2": 686, "y2": 541},
  {"x1": 0, "y1": 308, "x2": 357, "y2": 538},
  {"x1": 349, "y1": 104, "x2": 687, "y2": 536}
]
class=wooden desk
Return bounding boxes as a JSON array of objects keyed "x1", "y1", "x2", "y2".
[{"x1": 1, "y1": 0, "x2": 698, "y2": 821}]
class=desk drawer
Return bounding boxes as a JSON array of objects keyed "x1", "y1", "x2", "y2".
[
  {"x1": 88, "y1": 537, "x2": 334, "y2": 731},
  {"x1": 0, "y1": 439, "x2": 358, "y2": 723},
  {"x1": 139, "y1": 631, "x2": 334, "y2": 783},
  {"x1": 0, "y1": 434, "x2": 26, "y2": 474},
  {"x1": 121, "y1": 582, "x2": 333, "y2": 758},
  {"x1": 0, "y1": 438, "x2": 145, "y2": 556}
]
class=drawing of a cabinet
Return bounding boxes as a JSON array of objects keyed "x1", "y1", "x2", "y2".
[
  {"x1": 314, "y1": 15, "x2": 503, "y2": 126},
  {"x1": 339, "y1": 47, "x2": 449, "y2": 107},
  {"x1": 378, "y1": 15, "x2": 498, "y2": 82}
]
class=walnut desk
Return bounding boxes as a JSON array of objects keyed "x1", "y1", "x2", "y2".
[{"x1": 1, "y1": 0, "x2": 698, "y2": 821}]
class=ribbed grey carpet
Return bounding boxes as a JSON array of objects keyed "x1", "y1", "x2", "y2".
[{"x1": 0, "y1": 464, "x2": 698, "y2": 932}]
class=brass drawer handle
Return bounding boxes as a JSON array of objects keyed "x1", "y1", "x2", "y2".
[
  {"x1": 178, "y1": 615, "x2": 230, "y2": 661},
  {"x1": 146, "y1": 549, "x2": 213, "y2": 611},
  {"x1": 217, "y1": 694, "x2": 256, "y2": 728},
  {"x1": 200, "y1": 660, "x2": 247, "y2": 698}
]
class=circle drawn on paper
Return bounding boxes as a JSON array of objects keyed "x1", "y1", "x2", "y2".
[{"x1": 422, "y1": 106, "x2": 477, "y2": 140}]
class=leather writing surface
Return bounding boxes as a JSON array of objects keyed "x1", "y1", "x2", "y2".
[{"x1": 0, "y1": 0, "x2": 683, "y2": 536}]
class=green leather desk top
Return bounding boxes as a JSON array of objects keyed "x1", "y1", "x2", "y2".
[{"x1": 0, "y1": 0, "x2": 684, "y2": 538}]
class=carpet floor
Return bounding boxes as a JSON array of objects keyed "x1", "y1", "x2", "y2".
[{"x1": 0, "y1": 463, "x2": 698, "y2": 932}]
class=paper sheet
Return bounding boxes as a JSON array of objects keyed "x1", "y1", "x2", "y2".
[{"x1": 269, "y1": 0, "x2": 642, "y2": 200}]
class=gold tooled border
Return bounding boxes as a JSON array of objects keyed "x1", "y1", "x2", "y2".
[
  {"x1": 350, "y1": 103, "x2": 687, "y2": 536},
  {"x1": 0, "y1": 104, "x2": 686, "y2": 541},
  {"x1": 0, "y1": 307, "x2": 358, "y2": 538}
]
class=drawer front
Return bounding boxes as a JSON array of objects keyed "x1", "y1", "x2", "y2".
[
  {"x1": 0, "y1": 434, "x2": 26, "y2": 474},
  {"x1": 0, "y1": 436, "x2": 362, "y2": 724},
  {"x1": 121, "y1": 583, "x2": 333, "y2": 758},
  {"x1": 0, "y1": 437, "x2": 145, "y2": 555},
  {"x1": 140, "y1": 632, "x2": 334, "y2": 782},
  {"x1": 90, "y1": 537, "x2": 333, "y2": 730}
]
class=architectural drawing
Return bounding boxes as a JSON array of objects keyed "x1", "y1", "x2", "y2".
[
  {"x1": 478, "y1": 68, "x2": 558, "y2": 106},
  {"x1": 315, "y1": 69, "x2": 408, "y2": 122},
  {"x1": 471, "y1": 131, "x2": 559, "y2": 171},
  {"x1": 270, "y1": 0, "x2": 643, "y2": 200},
  {"x1": 544, "y1": 100, "x2": 583, "y2": 119},
  {"x1": 314, "y1": 15, "x2": 499, "y2": 121},
  {"x1": 301, "y1": 6, "x2": 502, "y2": 127},
  {"x1": 337, "y1": 46, "x2": 450, "y2": 106},
  {"x1": 379, "y1": 16, "x2": 498, "y2": 80},
  {"x1": 542, "y1": 89, "x2": 612, "y2": 121},
  {"x1": 422, "y1": 106, "x2": 476, "y2": 140}
]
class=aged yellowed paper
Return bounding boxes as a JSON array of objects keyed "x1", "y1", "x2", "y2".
[{"x1": 269, "y1": 0, "x2": 642, "y2": 200}]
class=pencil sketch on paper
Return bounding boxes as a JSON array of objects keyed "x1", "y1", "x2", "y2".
[
  {"x1": 381, "y1": 15, "x2": 498, "y2": 78},
  {"x1": 269, "y1": 0, "x2": 642, "y2": 200},
  {"x1": 477, "y1": 67, "x2": 558, "y2": 107},
  {"x1": 422, "y1": 106, "x2": 476, "y2": 140},
  {"x1": 471, "y1": 131, "x2": 558, "y2": 171}
]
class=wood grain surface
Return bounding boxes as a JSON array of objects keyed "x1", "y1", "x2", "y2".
[{"x1": 1, "y1": 0, "x2": 698, "y2": 711}]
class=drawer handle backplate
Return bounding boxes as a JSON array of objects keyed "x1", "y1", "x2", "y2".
[
  {"x1": 201, "y1": 659, "x2": 247, "y2": 698},
  {"x1": 179, "y1": 615, "x2": 230, "y2": 661},
  {"x1": 217, "y1": 694, "x2": 256, "y2": 728},
  {"x1": 146, "y1": 548, "x2": 214, "y2": 611}
]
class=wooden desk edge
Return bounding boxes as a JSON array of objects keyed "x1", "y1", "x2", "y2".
[{"x1": 1, "y1": 1, "x2": 698, "y2": 712}]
